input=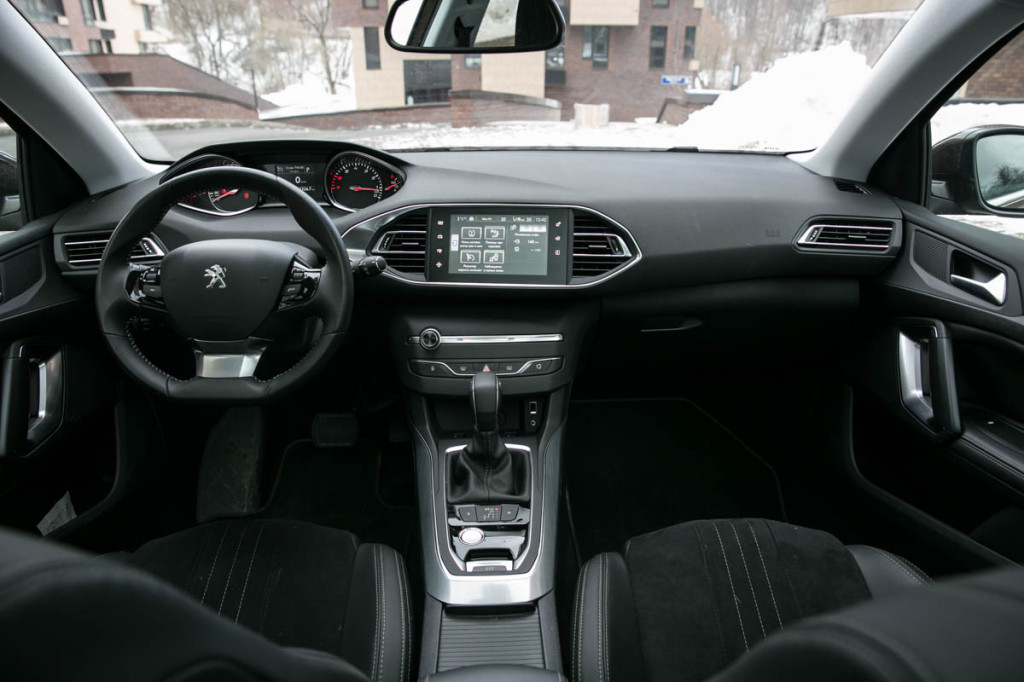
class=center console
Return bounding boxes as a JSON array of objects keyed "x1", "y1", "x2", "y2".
[{"x1": 391, "y1": 300, "x2": 598, "y2": 677}]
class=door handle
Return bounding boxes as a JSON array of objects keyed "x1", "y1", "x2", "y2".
[{"x1": 950, "y1": 272, "x2": 1006, "y2": 306}]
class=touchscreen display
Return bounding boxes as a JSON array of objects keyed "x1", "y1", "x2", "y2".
[{"x1": 448, "y1": 214, "x2": 549, "y2": 277}]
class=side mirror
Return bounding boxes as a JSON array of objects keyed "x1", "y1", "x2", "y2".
[
  {"x1": 931, "y1": 125, "x2": 1024, "y2": 216},
  {"x1": 385, "y1": 0, "x2": 564, "y2": 54}
]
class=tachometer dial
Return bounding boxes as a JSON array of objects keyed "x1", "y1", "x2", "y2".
[
  {"x1": 382, "y1": 170, "x2": 404, "y2": 199},
  {"x1": 325, "y1": 153, "x2": 385, "y2": 211},
  {"x1": 206, "y1": 187, "x2": 259, "y2": 214}
]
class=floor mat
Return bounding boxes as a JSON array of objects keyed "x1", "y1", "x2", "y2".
[
  {"x1": 258, "y1": 439, "x2": 415, "y2": 554},
  {"x1": 565, "y1": 399, "x2": 786, "y2": 562}
]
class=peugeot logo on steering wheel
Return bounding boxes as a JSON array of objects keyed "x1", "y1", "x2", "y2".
[{"x1": 204, "y1": 264, "x2": 227, "y2": 289}]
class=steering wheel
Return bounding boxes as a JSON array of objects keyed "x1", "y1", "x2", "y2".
[{"x1": 96, "y1": 167, "x2": 353, "y2": 402}]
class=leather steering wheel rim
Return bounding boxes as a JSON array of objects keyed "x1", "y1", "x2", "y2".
[{"x1": 96, "y1": 167, "x2": 353, "y2": 402}]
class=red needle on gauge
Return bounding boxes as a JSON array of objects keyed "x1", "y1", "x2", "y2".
[
  {"x1": 385, "y1": 184, "x2": 397, "y2": 190},
  {"x1": 349, "y1": 186, "x2": 377, "y2": 192},
  {"x1": 211, "y1": 189, "x2": 239, "y2": 202}
]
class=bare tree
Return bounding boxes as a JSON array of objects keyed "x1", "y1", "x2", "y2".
[{"x1": 282, "y1": 0, "x2": 351, "y2": 94}]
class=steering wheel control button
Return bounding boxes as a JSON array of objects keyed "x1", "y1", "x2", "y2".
[
  {"x1": 278, "y1": 262, "x2": 322, "y2": 309},
  {"x1": 409, "y1": 360, "x2": 455, "y2": 377},
  {"x1": 457, "y1": 505, "x2": 478, "y2": 522},
  {"x1": 459, "y1": 527, "x2": 484, "y2": 546},
  {"x1": 419, "y1": 328, "x2": 442, "y2": 350},
  {"x1": 141, "y1": 284, "x2": 163, "y2": 299}
]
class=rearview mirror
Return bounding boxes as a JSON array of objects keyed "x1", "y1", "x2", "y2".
[
  {"x1": 385, "y1": 0, "x2": 564, "y2": 54},
  {"x1": 932, "y1": 125, "x2": 1024, "y2": 216}
]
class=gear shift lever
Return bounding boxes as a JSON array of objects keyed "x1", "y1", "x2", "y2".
[{"x1": 448, "y1": 371, "x2": 529, "y2": 504}]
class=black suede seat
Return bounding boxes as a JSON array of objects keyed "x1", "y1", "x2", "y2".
[
  {"x1": 0, "y1": 519, "x2": 412, "y2": 682},
  {"x1": 571, "y1": 518, "x2": 931, "y2": 682}
]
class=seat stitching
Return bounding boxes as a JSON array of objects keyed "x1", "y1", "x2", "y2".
[
  {"x1": 576, "y1": 560, "x2": 591, "y2": 682},
  {"x1": 730, "y1": 522, "x2": 767, "y2": 642},
  {"x1": 765, "y1": 520, "x2": 803, "y2": 619},
  {"x1": 379, "y1": 545, "x2": 388, "y2": 682},
  {"x1": 865, "y1": 546, "x2": 927, "y2": 587},
  {"x1": 199, "y1": 524, "x2": 230, "y2": 606},
  {"x1": 747, "y1": 520, "x2": 783, "y2": 630},
  {"x1": 596, "y1": 554, "x2": 604, "y2": 682},
  {"x1": 234, "y1": 524, "x2": 265, "y2": 624},
  {"x1": 394, "y1": 551, "x2": 407, "y2": 682},
  {"x1": 571, "y1": 558, "x2": 583, "y2": 681},
  {"x1": 888, "y1": 551, "x2": 931, "y2": 584},
  {"x1": 694, "y1": 525, "x2": 728, "y2": 669},
  {"x1": 371, "y1": 546, "x2": 381, "y2": 682},
  {"x1": 713, "y1": 522, "x2": 749, "y2": 651},
  {"x1": 218, "y1": 524, "x2": 249, "y2": 615},
  {"x1": 598, "y1": 552, "x2": 606, "y2": 679},
  {"x1": 400, "y1": 555, "x2": 412, "y2": 682}
]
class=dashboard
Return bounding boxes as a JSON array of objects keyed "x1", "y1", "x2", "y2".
[{"x1": 50, "y1": 142, "x2": 906, "y2": 293}]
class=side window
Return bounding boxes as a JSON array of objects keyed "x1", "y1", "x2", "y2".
[
  {"x1": 0, "y1": 114, "x2": 21, "y2": 235},
  {"x1": 930, "y1": 32, "x2": 1024, "y2": 237}
]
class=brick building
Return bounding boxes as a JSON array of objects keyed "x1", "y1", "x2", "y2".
[
  {"x1": 15, "y1": 0, "x2": 167, "y2": 55},
  {"x1": 964, "y1": 31, "x2": 1024, "y2": 100},
  {"x1": 333, "y1": 0, "x2": 702, "y2": 123}
]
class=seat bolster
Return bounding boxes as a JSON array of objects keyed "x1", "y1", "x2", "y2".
[
  {"x1": 572, "y1": 552, "x2": 644, "y2": 682},
  {"x1": 342, "y1": 543, "x2": 413, "y2": 682},
  {"x1": 847, "y1": 545, "x2": 930, "y2": 598}
]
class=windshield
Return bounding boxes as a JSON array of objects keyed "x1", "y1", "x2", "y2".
[{"x1": 12, "y1": 0, "x2": 920, "y2": 161}]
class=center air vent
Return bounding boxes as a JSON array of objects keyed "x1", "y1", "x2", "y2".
[
  {"x1": 63, "y1": 234, "x2": 165, "y2": 268},
  {"x1": 572, "y1": 211, "x2": 635, "y2": 279},
  {"x1": 373, "y1": 211, "x2": 427, "y2": 274},
  {"x1": 797, "y1": 219, "x2": 894, "y2": 250}
]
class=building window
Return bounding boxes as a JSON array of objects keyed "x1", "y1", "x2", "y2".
[
  {"x1": 79, "y1": 0, "x2": 95, "y2": 25},
  {"x1": 582, "y1": 26, "x2": 609, "y2": 68},
  {"x1": 364, "y1": 27, "x2": 381, "y2": 70},
  {"x1": 18, "y1": 0, "x2": 65, "y2": 23},
  {"x1": 45, "y1": 36, "x2": 73, "y2": 53},
  {"x1": 362, "y1": 0, "x2": 379, "y2": 7},
  {"x1": 649, "y1": 26, "x2": 667, "y2": 69},
  {"x1": 683, "y1": 25, "x2": 696, "y2": 60},
  {"x1": 653, "y1": 0, "x2": 669, "y2": 6},
  {"x1": 95, "y1": 0, "x2": 105, "y2": 21},
  {"x1": 88, "y1": 38, "x2": 102, "y2": 53},
  {"x1": 403, "y1": 59, "x2": 451, "y2": 104},
  {"x1": 142, "y1": 4, "x2": 152, "y2": 31},
  {"x1": 103, "y1": 38, "x2": 112, "y2": 53},
  {"x1": 546, "y1": 45, "x2": 565, "y2": 85},
  {"x1": 465, "y1": 54, "x2": 481, "y2": 69}
]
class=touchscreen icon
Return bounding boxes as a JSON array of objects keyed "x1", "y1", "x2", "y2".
[
  {"x1": 461, "y1": 227, "x2": 482, "y2": 240},
  {"x1": 484, "y1": 250, "x2": 505, "y2": 264},
  {"x1": 484, "y1": 227, "x2": 506, "y2": 241},
  {"x1": 460, "y1": 250, "x2": 482, "y2": 264}
]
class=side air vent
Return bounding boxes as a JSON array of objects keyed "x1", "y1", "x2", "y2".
[
  {"x1": 572, "y1": 211, "x2": 635, "y2": 278},
  {"x1": 797, "y1": 219, "x2": 895, "y2": 250},
  {"x1": 373, "y1": 211, "x2": 427, "y2": 274},
  {"x1": 63, "y1": 234, "x2": 166, "y2": 268},
  {"x1": 834, "y1": 179, "x2": 869, "y2": 195}
]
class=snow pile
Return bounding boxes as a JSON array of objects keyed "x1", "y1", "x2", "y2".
[
  {"x1": 932, "y1": 102, "x2": 1024, "y2": 144},
  {"x1": 261, "y1": 75, "x2": 355, "y2": 119},
  {"x1": 674, "y1": 43, "x2": 872, "y2": 151}
]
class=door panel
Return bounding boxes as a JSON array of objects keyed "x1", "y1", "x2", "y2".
[{"x1": 855, "y1": 203, "x2": 1024, "y2": 565}]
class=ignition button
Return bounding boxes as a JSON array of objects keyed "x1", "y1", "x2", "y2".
[{"x1": 459, "y1": 527, "x2": 484, "y2": 545}]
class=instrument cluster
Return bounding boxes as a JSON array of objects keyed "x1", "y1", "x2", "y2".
[{"x1": 166, "y1": 150, "x2": 405, "y2": 216}]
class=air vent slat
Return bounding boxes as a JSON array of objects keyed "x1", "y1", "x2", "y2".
[
  {"x1": 834, "y1": 179, "x2": 869, "y2": 194},
  {"x1": 373, "y1": 211, "x2": 427, "y2": 274},
  {"x1": 798, "y1": 219, "x2": 895, "y2": 251},
  {"x1": 571, "y1": 211, "x2": 635, "y2": 279},
  {"x1": 63, "y1": 234, "x2": 165, "y2": 268}
]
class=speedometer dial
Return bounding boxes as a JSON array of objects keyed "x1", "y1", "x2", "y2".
[{"x1": 325, "y1": 153, "x2": 399, "y2": 211}]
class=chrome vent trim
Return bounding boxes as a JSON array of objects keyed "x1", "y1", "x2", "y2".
[
  {"x1": 63, "y1": 234, "x2": 166, "y2": 268},
  {"x1": 372, "y1": 211, "x2": 427, "y2": 274},
  {"x1": 572, "y1": 211, "x2": 636, "y2": 278},
  {"x1": 797, "y1": 219, "x2": 894, "y2": 250}
]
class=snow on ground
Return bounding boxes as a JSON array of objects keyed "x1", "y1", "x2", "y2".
[
  {"x1": 262, "y1": 75, "x2": 356, "y2": 120},
  {"x1": 672, "y1": 44, "x2": 872, "y2": 151},
  {"x1": 931, "y1": 102, "x2": 1024, "y2": 143}
]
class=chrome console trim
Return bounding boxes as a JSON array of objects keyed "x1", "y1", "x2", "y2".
[
  {"x1": 340, "y1": 203, "x2": 642, "y2": 289},
  {"x1": 408, "y1": 333, "x2": 565, "y2": 346},
  {"x1": 413, "y1": 412, "x2": 564, "y2": 605}
]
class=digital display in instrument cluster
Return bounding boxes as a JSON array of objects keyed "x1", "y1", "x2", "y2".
[
  {"x1": 448, "y1": 214, "x2": 549, "y2": 277},
  {"x1": 269, "y1": 162, "x2": 325, "y2": 198}
]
